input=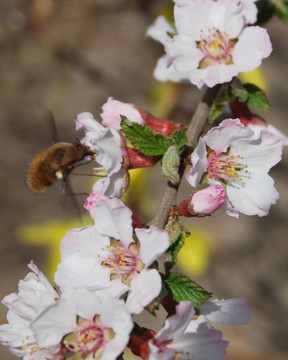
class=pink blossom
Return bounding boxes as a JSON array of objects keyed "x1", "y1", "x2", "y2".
[
  {"x1": 148, "y1": 301, "x2": 228, "y2": 360},
  {"x1": 147, "y1": 0, "x2": 272, "y2": 89},
  {"x1": 31, "y1": 288, "x2": 133, "y2": 360},
  {"x1": 75, "y1": 111, "x2": 125, "y2": 198},
  {"x1": 75, "y1": 107, "x2": 172, "y2": 197},
  {"x1": 0, "y1": 262, "x2": 62, "y2": 360},
  {"x1": 55, "y1": 195, "x2": 170, "y2": 314},
  {"x1": 186, "y1": 118, "x2": 282, "y2": 217}
]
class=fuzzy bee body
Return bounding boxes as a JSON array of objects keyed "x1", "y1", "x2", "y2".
[{"x1": 27, "y1": 141, "x2": 95, "y2": 192}]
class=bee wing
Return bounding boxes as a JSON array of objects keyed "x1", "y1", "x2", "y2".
[{"x1": 46, "y1": 110, "x2": 60, "y2": 144}]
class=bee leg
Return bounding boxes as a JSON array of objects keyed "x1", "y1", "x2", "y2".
[
  {"x1": 61, "y1": 177, "x2": 88, "y2": 225},
  {"x1": 71, "y1": 158, "x2": 94, "y2": 169}
]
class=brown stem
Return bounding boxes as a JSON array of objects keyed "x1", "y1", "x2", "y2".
[{"x1": 148, "y1": 85, "x2": 221, "y2": 229}]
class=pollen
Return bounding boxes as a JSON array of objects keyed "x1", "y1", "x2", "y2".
[
  {"x1": 63, "y1": 316, "x2": 115, "y2": 358},
  {"x1": 197, "y1": 27, "x2": 237, "y2": 68},
  {"x1": 21, "y1": 334, "x2": 44, "y2": 356},
  {"x1": 207, "y1": 151, "x2": 250, "y2": 185},
  {"x1": 101, "y1": 239, "x2": 144, "y2": 282}
]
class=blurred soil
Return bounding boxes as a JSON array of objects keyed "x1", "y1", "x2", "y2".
[{"x1": 0, "y1": 1, "x2": 288, "y2": 359}]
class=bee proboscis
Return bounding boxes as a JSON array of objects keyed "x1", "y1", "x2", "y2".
[{"x1": 27, "y1": 139, "x2": 95, "y2": 192}]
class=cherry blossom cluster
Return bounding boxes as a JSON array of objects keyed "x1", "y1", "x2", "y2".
[
  {"x1": 76, "y1": 94, "x2": 285, "y2": 218},
  {"x1": 1, "y1": 0, "x2": 287, "y2": 359},
  {"x1": 0, "y1": 196, "x2": 251, "y2": 360}
]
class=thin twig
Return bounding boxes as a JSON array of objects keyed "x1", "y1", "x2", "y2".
[{"x1": 148, "y1": 85, "x2": 221, "y2": 229}]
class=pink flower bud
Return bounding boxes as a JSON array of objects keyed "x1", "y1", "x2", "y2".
[
  {"x1": 136, "y1": 107, "x2": 185, "y2": 136},
  {"x1": 179, "y1": 185, "x2": 226, "y2": 217},
  {"x1": 100, "y1": 96, "x2": 185, "y2": 136},
  {"x1": 189, "y1": 185, "x2": 226, "y2": 215}
]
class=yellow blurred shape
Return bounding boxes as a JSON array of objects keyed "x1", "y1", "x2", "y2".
[
  {"x1": 239, "y1": 67, "x2": 268, "y2": 91},
  {"x1": 149, "y1": 82, "x2": 185, "y2": 118},
  {"x1": 177, "y1": 227, "x2": 213, "y2": 276},
  {"x1": 17, "y1": 214, "x2": 93, "y2": 279},
  {"x1": 123, "y1": 348, "x2": 140, "y2": 360}
]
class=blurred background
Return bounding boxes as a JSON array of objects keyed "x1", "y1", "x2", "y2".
[{"x1": 0, "y1": 1, "x2": 287, "y2": 359}]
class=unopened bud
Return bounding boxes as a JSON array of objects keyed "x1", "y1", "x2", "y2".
[
  {"x1": 230, "y1": 99, "x2": 267, "y2": 127},
  {"x1": 137, "y1": 107, "x2": 185, "y2": 136},
  {"x1": 101, "y1": 97, "x2": 185, "y2": 136},
  {"x1": 180, "y1": 185, "x2": 226, "y2": 216}
]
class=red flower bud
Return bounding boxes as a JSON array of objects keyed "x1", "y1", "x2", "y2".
[
  {"x1": 136, "y1": 107, "x2": 185, "y2": 136},
  {"x1": 126, "y1": 148, "x2": 160, "y2": 169},
  {"x1": 230, "y1": 100, "x2": 267, "y2": 127}
]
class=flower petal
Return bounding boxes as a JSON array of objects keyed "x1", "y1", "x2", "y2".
[
  {"x1": 60, "y1": 226, "x2": 108, "y2": 259},
  {"x1": 198, "y1": 298, "x2": 252, "y2": 325},
  {"x1": 54, "y1": 254, "x2": 110, "y2": 292},
  {"x1": 126, "y1": 269, "x2": 162, "y2": 314},
  {"x1": 100, "y1": 97, "x2": 143, "y2": 131},
  {"x1": 226, "y1": 169, "x2": 279, "y2": 216},
  {"x1": 32, "y1": 297, "x2": 76, "y2": 348},
  {"x1": 186, "y1": 137, "x2": 208, "y2": 187},
  {"x1": 92, "y1": 196, "x2": 133, "y2": 245},
  {"x1": 153, "y1": 55, "x2": 191, "y2": 83},
  {"x1": 157, "y1": 302, "x2": 195, "y2": 342},
  {"x1": 146, "y1": 16, "x2": 175, "y2": 44},
  {"x1": 233, "y1": 26, "x2": 272, "y2": 72},
  {"x1": 231, "y1": 130, "x2": 282, "y2": 172},
  {"x1": 136, "y1": 226, "x2": 170, "y2": 266},
  {"x1": 204, "y1": 118, "x2": 253, "y2": 154}
]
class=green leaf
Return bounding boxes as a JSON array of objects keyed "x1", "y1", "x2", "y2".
[
  {"x1": 242, "y1": 83, "x2": 271, "y2": 110},
  {"x1": 209, "y1": 81, "x2": 271, "y2": 123},
  {"x1": 121, "y1": 117, "x2": 172, "y2": 156},
  {"x1": 274, "y1": 0, "x2": 288, "y2": 24},
  {"x1": 231, "y1": 86, "x2": 248, "y2": 102},
  {"x1": 209, "y1": 87, "x2": 234, "y2": 123},
  {"x1": 164, "y1": 224, "x2": 189, "y2": 273},
  {"x1": 164, "y1": 272, "x2": 212, "y2": 306},
  {"x1": 171, "y1": 129, "x2": 188, "y2": 153}
]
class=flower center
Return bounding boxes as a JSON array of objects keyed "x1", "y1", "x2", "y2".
[
  {"x1": 207, "y1": 150, "x2": 249, "y2": 185},
  {"x1": 101, "y1": 239, "x2": 145, "y2": 284},
  {"x1": 197, "y1": 28, "x2": 237, "y2": 68},
  {"x1": 63, "y1": 316, "x2": 114, "y2": 359}
]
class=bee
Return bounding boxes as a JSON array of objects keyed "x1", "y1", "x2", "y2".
[{"x1": 27, "y1": 139, "x2": 95, "y2": 192}]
